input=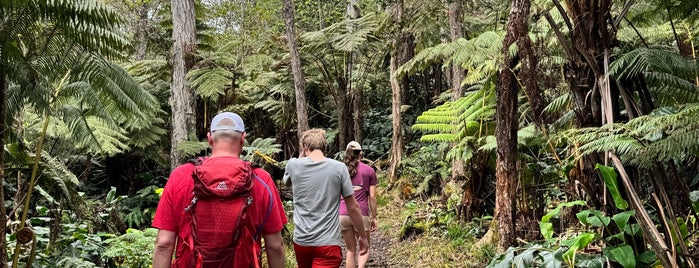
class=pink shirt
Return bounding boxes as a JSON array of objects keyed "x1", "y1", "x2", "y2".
[{"x1": 339, "y1": 162, "x2": 377, "y2": 216}]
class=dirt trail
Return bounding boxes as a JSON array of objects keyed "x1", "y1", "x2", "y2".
[{"x1": 339, "y1": 230, "x2": 396, "y2": 268}]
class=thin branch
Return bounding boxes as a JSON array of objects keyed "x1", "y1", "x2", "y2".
[
  {"x1": 623, "y1": 16, "x2": 649, "y2": 48},
  {"x1": 613, "y1": 0, "x2": 635, "y2": 29},
  {"x1": 551, "y1": 0, "x2": 573, "y2": 32},
  {"x1": 543, "y1": 11, "x2": 576, "y2": 60}
]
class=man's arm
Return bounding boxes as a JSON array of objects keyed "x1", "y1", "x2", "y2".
[
  {"x1": 152, "y1": 230, "x2": 176, "y2": 268},
  {"x1": 369, "y1": 185, "x2": 377, "y2": 231},
  {"x1": 263, "y1": 231, "x2": 285, "y2": 268},
  {"x1": 344, "y1": 195, "x2": 369, "y2": 255}
]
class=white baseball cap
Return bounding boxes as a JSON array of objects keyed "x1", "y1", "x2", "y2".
[
  {"x1": 346, "y1": 141, "x2": 362, "y2": 150},
  {"x1": 210, "y1": 112, "x2": 245, "y2": 133}
]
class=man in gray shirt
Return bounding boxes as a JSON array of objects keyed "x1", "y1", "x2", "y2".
[{"x1": 283, "y1": 129, "x2": 368, "y2": 267}]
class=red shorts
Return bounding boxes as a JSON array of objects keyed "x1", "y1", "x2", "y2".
[{"x1": 293, "y1": 243, "x2": 342, "y2": 268}]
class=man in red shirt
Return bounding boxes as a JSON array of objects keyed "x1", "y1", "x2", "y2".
[{"x1": 152, "y1": 112, "x2": 287, "y2": 268}]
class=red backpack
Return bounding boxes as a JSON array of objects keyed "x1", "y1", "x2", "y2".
[{"x1": 181, "y1": 157, "x2": 256, "y2": 268}]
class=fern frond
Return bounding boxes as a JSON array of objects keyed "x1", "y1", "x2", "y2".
[
  {"x1": 188, "y1": 67, "x2": 233, "y2": 100},
  {"x1": 543, "y1": 93, "x2": 571, "y2": 114},
  {"x1": 175, "y1": 140, "x2": 209, "y2": 159},
  {"x1": 56, "y1": 256, "x2": 99, "y2": 268}
]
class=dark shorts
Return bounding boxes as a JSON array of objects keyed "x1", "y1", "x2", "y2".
[{"x1": 293, "y1": 243, "x2": 342, "y2": 268}]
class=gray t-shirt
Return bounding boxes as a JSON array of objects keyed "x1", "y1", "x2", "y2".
[{"x1": 283, "y1": 157, "x2": 354, "y2": 246}]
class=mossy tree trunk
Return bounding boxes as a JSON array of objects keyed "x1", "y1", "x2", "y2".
[
  {"x1": 170, "y1": 0, "x2": 197, "y2": 169},
  {"x1": 283, "y1": 0, "x2": 309, "y2": 151},
  {"x1": 494, "y1": 0, "x2": 534, "y2": 249}
]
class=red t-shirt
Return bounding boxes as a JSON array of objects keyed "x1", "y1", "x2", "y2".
[{"x1": 152, "y1": 156, "x2": 287, "y2": 267}]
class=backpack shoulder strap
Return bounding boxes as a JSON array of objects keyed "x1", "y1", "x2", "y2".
[
  {"x1": 187, "y1": 157, "x2": 206, "y2": 166},
  {"x1": 251, "y1": 167, "x2": 275, "y2": 240}
]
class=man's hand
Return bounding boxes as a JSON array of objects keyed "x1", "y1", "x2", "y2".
[
  {"x1": 358, "y1": 233, "x2": 369, "y2": 255},
  {"x1": 370, "y1": 218, "x2": 377, "y2": 232}
]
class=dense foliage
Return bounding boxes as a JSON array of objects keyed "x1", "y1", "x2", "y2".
[{"x1": 0, "y1": 0, "x2": 698, "y2": 267}]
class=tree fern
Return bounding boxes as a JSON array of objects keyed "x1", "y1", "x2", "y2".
[
  {"x1": 38, "y1": 150, "x2": 80, "y2": 200},
  {"x1": 242, "y1": 138, "x2": 283, "y2": 164},
  {"x1": 397, "y1": 31, "x2": 504, "y2": 88},
  {"x1": 102, "y1": 228, "x2": 156, "y2": 268},
  {"x1": 568, "y1": 104, "x2": 699, "y2": 168},
  {"x1": 302, "y1": 13, "x2": 385, "y2": 53},
  {"x1": 413, "y1": 85, "x2": 496, "y2": 161},
  {"x1": 610, "y1": 48, "x2": 699, "y2": 105}
]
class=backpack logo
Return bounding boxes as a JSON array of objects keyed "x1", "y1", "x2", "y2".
[{"x1": 215, "y1": 181, "x2": 229, "y2": 191}]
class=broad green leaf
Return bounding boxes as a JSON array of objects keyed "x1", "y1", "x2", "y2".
[
  {"x1": 678, "y1": 218, "x2": 689, "y2": 238},
  {"x1": 541, "y1": 200, "x2": 586, "y2": 239},
  {"x1": 624, "y1": 224, "x2": 641, "y2": 236},
  {"x1": 539, "y1": 248, "x2": 564, "y2": 268},
  {"x1": 540, "y1": 222, "x2": 554, "y2": 241},
  {"x1": 575, "y1": 253, "x2": 605, "y2": 268},
  {"x1": 606, "y1": 232, "x2": 626, "y2": 242},
  {"x1": 637, "y1": 251, "x2": 657, "y2": 264},
  {"x1": 487, "y1": 248, "x2": 514, "y2": 268},
  {"x1": 106, "y1": 187, "x2": 117, "y2": 203},
  {"x1": 608, "y1": 245, "x2": 636, "y2": 268},
  {"x1": 587, "y1": 215, "x2": 611, "y2": 227},
  {"x1": 612, "y1": 211, "x2": 635, "y2": 231},
  {"x1": 595, "y1": 164, "x2": 629, "y2": 210},
  {"x1": 576, "y1": 209, "x2": 610, "y2": 227},
  {"x1": 513, "y1": 247, "x2": 536, "y2": 267},
  {"x1": 690, "y1": 190, "x2": 699, "y2": 213},
  {"x1": 563, "y1": 233, "x2": 596, "y2": 263}
]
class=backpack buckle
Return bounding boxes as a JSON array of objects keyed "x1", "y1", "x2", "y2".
[{"x1": 184, "y1": 197, "x2": 198, "y2": 212}]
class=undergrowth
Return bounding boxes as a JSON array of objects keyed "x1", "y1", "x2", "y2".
[{"x1": 377, "y1": 184, "x2": 490, "y2": 267}]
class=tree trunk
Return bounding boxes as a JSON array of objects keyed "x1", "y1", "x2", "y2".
[
  {"x1": 349, "y1": 0, "x2": 363, "y2": 143},
  {"x1": 460, "y1": 151, "x2": 490, "y2": 221},
  {"x1": 335, "y1": 76, "x2": 351, "y2": 149},
  {"x1": 448, "y1": 0, "x2": 466, "y2": 180},
  {"x1": 388, "y1": 0, "x2": 411, "y2": 182},
  {"x1": 556, "y1": 0, "x2": 613, "y2": 208},
  {"x1": 389, "y1": 45, "x2": 403, "y2": 181},
  {"x1": 494, "y1": 0, "x2": 530, "y2": 249},
  {"x1": 134, "y1": 3, "x2": 149, "y2": 61},
  {"x1": 283, "y1": 0, "x2": 309, "y2": 150},
  {"x1": 0, "y1": 71, "x2": 8, "y2": 268},
  {"x1": 170, "y1": 0, "x2": 197, "y2": 169},
  {"x1": 448, "y1": 0, "x2": 465, "y2": 100}
]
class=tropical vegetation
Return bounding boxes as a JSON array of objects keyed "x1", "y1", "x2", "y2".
[{"x1": 0, "y1": 0, "x2": 697, "y2": 267}]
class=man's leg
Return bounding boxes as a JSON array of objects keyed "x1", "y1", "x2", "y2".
[
  {"x1": 356, "y1": 229, "x2": 371, "y2": 268},
  {"x1": 357, "y1": 217, "x2": 371, "y2": 268},
  {"x1": 342, "y1": 229, "x2": 357, "y2": 268}
]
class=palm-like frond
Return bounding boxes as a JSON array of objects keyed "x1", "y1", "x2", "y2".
[
  {"x1": 188, "y1": 67, "x2": 234, "y2": 100},
  {"x1": 175, "y1": 140, "x2": 210, "y2": 159},
  {"x1": 1, "y1": 0, "x2": 127, "y2": 59},
  {"x1": 397, "y1": 31, "x2": 503, "y2": 91},
  {"x1": 543, "y1": 93, "x2": 572, "y2": 114},
  {"x1": 242, "y1": 138, "x2": 283, "y2": 163},
  {"x1": 412, "y1": 85, "x2": 496, "y2": 161},
  {"x1": 569, "y1": 104, "x2": 699, "y2": 168},
  {"x1": 610, "y1": 48, "x2": 699, "y2": 105},
  {"x1": 302, "y1": 13, "x2": 385, "y2": 53},
  {"x1": 39, "y1": 150, "x2": 80, "y2": 200}
]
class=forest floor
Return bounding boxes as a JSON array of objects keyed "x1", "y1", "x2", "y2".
[
  {"x1": 339, "y1": 230, "x2": 396, "y2": 267},
  {"x1": 347, "y1": 188, "x2": 489, "y2": 268}
]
